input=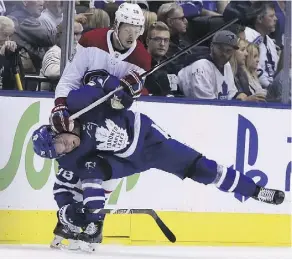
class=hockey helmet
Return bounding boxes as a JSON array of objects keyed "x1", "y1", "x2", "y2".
[
  {"x1": 114, "y1": 3, "x2": 145, "y2": 35},
  {"x1": 32, "y1": 125, "x2": 58, "y2": 159}
]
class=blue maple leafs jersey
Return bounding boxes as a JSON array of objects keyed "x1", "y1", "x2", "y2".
[{"x1": 56, "y1": 83, "x2": 157, "y2": 179}]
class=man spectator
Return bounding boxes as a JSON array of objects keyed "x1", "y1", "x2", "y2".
[
  {"x1": 40, "y1": 22, "x2": 83, "y2": 91},
  {"x1": 144, "y1": 21, "x2": 178, "y2": 96},
  {"x1": 39, "y1": 1, "x2": 63, "y2": 42},
  {"x1": 178, "y1": 30, "x2": 242, "y2": 100},
  {"x1": 8, "y1": 0, "x2": 54, "y2": 73},
  {"x1": 0, "y1": 16, "x2": 18, "y2": 90},
  {"x1": 157, "y1": 3, "x2": 190, "y2": 58},
  {"x1": 245, "y1": 1, "x2": 279, "y2": 89}
]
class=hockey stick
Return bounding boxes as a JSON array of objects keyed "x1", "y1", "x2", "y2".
[
  {"x1": 69, "y1": 18, "x2": 239, "y2": 120},
  {"x1": 87, "y1": 208, "x2": 176, "y2": 243}
]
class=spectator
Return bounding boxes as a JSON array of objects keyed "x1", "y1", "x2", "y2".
[
  {"x1": 226, "y1": 23, "x2": 246, "y2": 40},
  {"x1": 83, "y1": 8, "x2": 110, "y2": 32},
  {"x1": 157, "y1": 2, "x2": 196, "y2": 74},
  {"x1": 245, "y1": 1, "x2": 279, "y2": 89},
  {"x1": 157, "y1": 3, "x2": 190, "y2": 57},
  {"x1": 266, "y1": 49, "x2": 291, "y2": 103},
  {"x1": 230, "y1": 39, "x2": 266, "y2": 101},
  {"x1": 144, "y1": 21, "x2": 178, "y2": 96},
  {"x1": 270, "y1": 0, "x2": 285, "y2": 49},
  {"x1": 40, "y1": 22, "x2": 83, "y2": 91},
  {"x1": 178, "y1": 30, "x2": 242, "y2": 100},
  {"x1": 245, "y1": 43, "x2": 267, "y2": 98},
  {"x1": 39, "y1": 1, "x2": 63, "y2": 42},
  {"x1": 0, "y1": 16, "x2": 17, "y2": 90},
  {"x1": 140, "y1": 10, "x2": 157, "y2": 46},
  {"x1": 8, "y1": 0, "x2": 54, "y2": 73}
]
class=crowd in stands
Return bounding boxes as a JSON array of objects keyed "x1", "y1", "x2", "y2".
[{"x1": 0, "y1": 0, "x2": 290, "y2": 104}]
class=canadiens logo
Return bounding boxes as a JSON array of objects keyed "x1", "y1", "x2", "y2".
[{"x1": 95, "y1": 119, "x2": 129, "y2": 152}]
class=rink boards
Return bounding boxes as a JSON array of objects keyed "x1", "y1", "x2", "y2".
[{"x1": 0, "y1": 93, "x2": 291, "y2": 246}]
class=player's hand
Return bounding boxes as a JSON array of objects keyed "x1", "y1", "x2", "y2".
[
  {"x1": 49, "y1": 102, "x2": 74, "y2": 133},
  {"x1": 75, "y1": 13, "x2": 93, "y2": 24},
  {"x1": 120, "y1": 70, "x2": 143, "y2": 98}
]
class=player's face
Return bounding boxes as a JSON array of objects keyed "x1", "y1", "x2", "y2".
[
  {"x1": 54, "y1": 133, "x2": 80, "y2": 155},
  {"x1": 118, "y1": 23, "x2": 142, "y2": 49},
  {"x1": 235, "y1": 41, "x2": 248, "y2": 66}
]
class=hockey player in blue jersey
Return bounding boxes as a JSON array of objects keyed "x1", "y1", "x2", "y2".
[{"x1": 32, "y1": 70, "x2": 285, "y2": 251}]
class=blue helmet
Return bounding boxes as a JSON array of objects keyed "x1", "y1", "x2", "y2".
[{"x1": 32, "y1": 125, "x2": 58, "y2": 159}]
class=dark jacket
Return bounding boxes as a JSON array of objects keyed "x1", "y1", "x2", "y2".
[
  {"x1": 144, "y1": 58, "x2": 177, "y2": 96},
  {"x1": 145, "y1": 46, "x2": 210, "y2": 96},
  {"x1": 234, "y1": 67, "x2": 252, "y2": 96},
  {"x1": 0, "y1": 50, "x2": 17, "y2": 90}
]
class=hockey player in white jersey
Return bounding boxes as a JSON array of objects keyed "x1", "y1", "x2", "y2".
[{"x1": 50, "y1": 2, "x2": 151, "y2": 134}]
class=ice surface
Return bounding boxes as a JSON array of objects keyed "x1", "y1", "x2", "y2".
[{"x1": 0, "y1": 244, "x2": 291, "y2": 259}]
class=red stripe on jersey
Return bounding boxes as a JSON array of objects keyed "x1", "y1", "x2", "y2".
[
  {"x1": 124, "y1": 40, "x2": 152, "y2": 72},
  {"x1": 79, "y1": 28, "x2": 110, "y2": 53}
]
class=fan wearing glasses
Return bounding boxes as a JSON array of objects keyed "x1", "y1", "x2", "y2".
[
  {"x1": 144, "y1": 21, "x2": 178, "y2": 96},
  {"x1": 157, "y1": 3, "x2": 191, "y2": 60}
]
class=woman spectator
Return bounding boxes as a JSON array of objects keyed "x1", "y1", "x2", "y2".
[
  {"x1": 140, "y1": 10, "x2": 157, "y2": 46},
  {"x1": 245, "y1": 43, "x2": 267, "y2": 97},
  {"x1": 230, "y1": 39, "x2": 266, "y2": 102},
  {"x1": 83, "y1": 8, "x2": 110, "y2": 32}
]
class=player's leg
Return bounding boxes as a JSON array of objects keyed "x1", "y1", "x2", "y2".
[
  {"x1": 146, "y1": 123, "x2": 285, "y2": 205},
  {"x1": 51, "y1": 168, "x2": 84, "y2": 250},
  {"x1": 75, "y1": 179, "x2": 120, "y2": 252}
]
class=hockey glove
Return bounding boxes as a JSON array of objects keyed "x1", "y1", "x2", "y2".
[
  {"x1": 120, "y1": 70, "x2": 143, "y2": 98},
  {"x1": 102, "y1": 74, "x2": 134, "y2": 110},
  {"x1": 50, "y1": 98, "x2": 74, "y2": 133}
]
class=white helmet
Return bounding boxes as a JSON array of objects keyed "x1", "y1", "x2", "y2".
[{"x1": 115, "y1": 3, "x2": 145, "y2": 35}]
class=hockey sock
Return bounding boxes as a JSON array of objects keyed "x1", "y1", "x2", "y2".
[
  {"x1": 82, "y1": 178, "x2": 106, "y2": 223},
  {"x1": 185, "y1": 156, "x2": 257, "y2": 196}
]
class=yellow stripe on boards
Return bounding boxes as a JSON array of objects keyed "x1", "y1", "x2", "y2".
[{"x1": 0, "y1": 210, "x2": 290, "y2": 246}]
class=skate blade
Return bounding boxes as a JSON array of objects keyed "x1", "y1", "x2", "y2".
[
  {"x1": 50, "y1": 235, "x2": 63, "y2": 250},
  {"x1": 78, "y1": 241, "x2": 99, "y2": 253},
  {"x1": 50, "y1": 236, "x2": 80, "y2": 251}
]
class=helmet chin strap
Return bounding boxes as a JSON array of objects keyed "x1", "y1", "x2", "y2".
[{"x1": 114, "y1": 29, "x2": 127, "y2": 50}]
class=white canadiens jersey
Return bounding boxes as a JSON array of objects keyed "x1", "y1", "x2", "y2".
[
  {"x1": 245, "y1": 27, "x2": 279, "y2": 88},
  {"x1": 178, "y1": 59, "x2": 238, "y2": 100},
  {"x1": 55, "y1": 28, "x2": 151, "y2": 98}
]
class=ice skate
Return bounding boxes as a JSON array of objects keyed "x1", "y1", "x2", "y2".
[
  {"x1": 50, "y1": 219, "x2": 82, "y2": 250},
  {"x1": 252, "y1": 186, "x2": 285, "y2": 205},
  {"x1": 78, "y1": 221, "x2": 104, "y2": 253}
]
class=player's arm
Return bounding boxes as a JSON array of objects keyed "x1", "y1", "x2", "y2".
[
  {"x1": 50, "y1": 35, "x2": 92, "y2": 133},
  {"x1": 55, "y1": 43, "x2": 90, "y2": 99}
]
